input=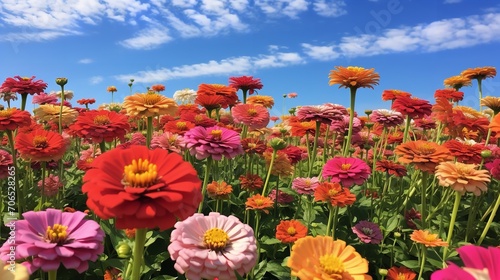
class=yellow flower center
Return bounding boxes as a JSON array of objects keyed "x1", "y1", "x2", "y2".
[
  {"x1": 33, "y1": 135, "x2": 48, "y2": 148},
  {"x1": 210, "y1": 129, "x2": 222, "y2": 139},
  {"x1": 203, "y1": 228, "x2": 229, "y2": 252},
  {"x1": 328, "y1": 189, "x2": 339, "y2": 196},
  {"x1": 194, "y1": 115, "x2": 203, "y2": 122},
  {"x1": 22, "y1": 77, "x2": 30, "y2": 81},
  {"x1": 397, "y1": 273, "x2": 407, "y2": 280},
  {"x1": 45, "y1": 224, "x2": 68, "y2": 244},
  {"x1": 287, "y1": 226, "x2": 297, "y2": 235},
  {"x1": 143, "y1": 93, "x2": 162, "y2": 105},
  {"x1": 0, "y1": 109, "x2": 13, "y2": 117},
  {"x1": 424, "y1": 233, "x2": 438, "y2": 242},
  {"x1": 122, "y1": 158, "x2": 158, "y2": 188},
  {"x1": 247, "y1": 108, "x2": 258, "y2": 116},
  {"x1": 341, "y1": 163, "x2": 352, "y2": 170},
  {"x1": 319, "y1": 254, "x2": 344, "y2": 275},
  {"x1": 254, "y1": 198, "x2": 265, "y2": 206},
  {"x1": 94, "y1": 115, "x2": 110, "y2": 125},
  {"x1": 176, "y1": 121, "x2": 187, "y2": 129},
  {"x1": 346, "y1": 66, "x2": 365, "y2": 72}
]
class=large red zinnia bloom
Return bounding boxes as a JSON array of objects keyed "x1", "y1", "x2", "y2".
[
  {"x1": 322, "y1": 157, "x2": 371, "y2": 187},
  {"x1": 0, "y1": 108, "x2": 32, "y2": 131},
  {"x1": 232, "y1": 103, "x2": 270, "y2": 129},
  {"x1": 197, "y1": 84, "x2": 238, "y2": 109},
  {"x1": 229, "y1": 76, "x2": 263, "y2": 95},
  {"x1": 69, "y1": 110, "x2": 130, "y2": 143},
  {"x1": 15, "y1": 129, "x2": 66, "y2": 162},
  {"x1": 392, "y1": 95, "x2": 432, "y2": 119},
  {"x1": 82, "y1": 145, "x2": 202, "y2": 230},
  {"x1": 0, "y1": 76, "x2": 47, "y2": 95}
]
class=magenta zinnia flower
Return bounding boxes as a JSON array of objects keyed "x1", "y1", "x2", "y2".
[
  {"x1": 485, "y1": 158, "x2": 500, "y2": 180},
  {"x1": 322, "y1": 157, "x2": 371, "y2": 187},
  {"x1": 184, "y1": 126, "x2": 244, "y2": 160},
  {"x1": 232, "y1": 103, "x2": 270, "y2": 129},
  {"x1": 0, "y1": 209, "x2": 104, "y2": 274},
  {"x1": 352, "y1": 220, "x2": 383, "y2": 244},
  {"x1": 168, "y1": 212, "x2": 258, "y2": 280},
  {"x1": 431, "y1": 245, "x2": 500, "y2": 280},
  {"x1": 291, "y1": 177, "x2": 319, "y2": 195}
]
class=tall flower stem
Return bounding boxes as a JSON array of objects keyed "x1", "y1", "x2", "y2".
[
  {"x1": 402, "y1": 115, "x2": 411, "y2": 143},
  {"x1": 130, "y1": 228, "x2": 148, "y2": 280},
  {"x1": 242, "y1": 89, "x2": 248, "y2": 104},
  {"x1": 417, "y1": 245, "x2": 427, "y2": 280},
  {"x1": 420, "y1": 172, "x2": 429, "y2": 229},
  {"x1": 146, "y1": 116, "x2": 153, "y2": 148},
  {"x1": 198, "y1": 158, "x2": 212, "y2": 213},
  {"x1": 20, "y1": 93, "x2": 28, "y2": 111},
  {"x1": 442, "y1": 191, "x2": 461, "y2": 264},
  {"x1": 478, "y1": 186, "x2": 500, "y2": 245},
  {"x1": 477, "y1": 78, "x2": 483, "y2": 111},
  {"x1": 308, "y1": 121, "x2": 321, "y2": 177},
  {"x1": 343, "y1": 87, "x2": 357, "y2": 156},
  {"x1": 6, "y1": 130, "x2": 22, "y2": 214},
  {"x1": 48, "y1": 270, "x2": 57, "y2": 280},
  {"x1": 261, "y1": 149, "x2": 277, "y2": 196}
]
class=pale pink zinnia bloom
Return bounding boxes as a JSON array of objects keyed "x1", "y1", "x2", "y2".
[
  {"x1": 184, "y1": 126, "x2": 244, "y2": 160},
  {"x1": 296, "y1": 103, "x2": 347, "y2": 125},
  {"x1": 168, "y1": 212, "x2": 258, "y2": 280},
  {"x1": 291, "y1": 177, "x2": 319, "y2": 195},
  {"x1": 369, "y1": 109, "x2": 404, "y2": 127},
  {"x1": 0, "y1": 149, "x2": 13, "y2": 179},
  {"x1": 322, "y1": 157, "x2": 371, "y2": 187},
  {"x1": 150, "y1": 131, "x2": 185, "y2": 154},
  {"x1": 330, "y1": 115, "x2": 362, "y2": 135},
  {"x1": 0, "y1": 208, "x2": 104, "y2": 274},
  {"x1": 232, "y1": 103, "x2": 270, "y2": 129},
  {"x1": 37, "y1": 174, "x2": 63, "y2": 197}
]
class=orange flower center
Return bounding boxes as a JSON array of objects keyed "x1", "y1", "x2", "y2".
[
  {"x1": 93, "y1": 115, "x2": 110, "y2": 125},
  {"x1": 341, "y1": 163, "x2": 352, "y2": 170},
  {"x1": 176, "y1": 121, "x2": 187, "y2": 129},
  {"x1": 417, "y1": 143, "x2": 436, "y2": 154},
  {"x1": 22, "y1": 77, "x2": 30, "y2": 81},
  {"x1": 0, "y1": 109, "x2": 13, "y2": 117},
  {"x1": 45, "y1": 224, "x2": 68, "y2": 244},
  {"x1": 424, "y1": 233, "x2": 438, "y2": 242},
  {"x1": 203, "y1": 228, "x2": 229, "y2": 252},
  {"x1": 319, "y1": 254, "x2": 344, "y2": 275},
  {"x1": 210, "y1": 129, "x2": 222, "y2": 140},
  {"x1": 194, "y1": 115, "x2": 203, "y2": 122},
  {"x1": 247, "y1": 108, "x2": 258, "y2": 116},
  {"x1": 143, "y1": 93, "x2": 162, "y2": 105},
  {"x1": 33, "y1": 135, "x2": 49, "y2": 148},
  {"x1": 122, "y1": 158, "x2": 158, "y2": 188},
  {"x1": 254, "y1": 198, "x2": 265, "y2": 206},
  {"x1": 397, "y1": 273, "x2": 407, "y2": 280},
  {"x1": 287, "y1": 226, "x2": 297, "y2": 236},
  {"x1": 328, "y1": 189, "x2": 339, "y2": 196}
]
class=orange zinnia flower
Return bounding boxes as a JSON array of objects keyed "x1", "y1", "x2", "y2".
[
  {"x1": 163, "y1": 120, "x2": 196, "y2": 135},
  {"x1": 410, "y1": 230, "x2": 449, "y2": 247},
  {"x1": 123, "y1": 92, "x2": 178, "y2": 118},
  {"x1": 15, "y1": 129, "x2": 66, "y2": 162},
  {"x1": 245, "y1": 194, "x2": 273, "y2": 214},
  {"x1": 329, "y1": 66, "x2": 380, "y2": 90},
  {"x1": 314, "y1": 182, "x2": 356, "y2": 207},
  {"x1": 435, "y1": 161, "x2": 491, "y2": 196},
  {"x1": 394, "y1": 140, "x2": 452, "y2": 173},
  {"x1": 107, "y1": 86, "x2": 117, "y2": 93},
  {"x1": 386, "y1": 266, "x2": 417, "y2": 280},
  {"x1": 443, "y1": 75, "x2": 472, "y2": 91},
  {"x1": 246, "y1": 95, "x2": 275, "y2": 109},
  {"x1": 481, "y1": 96, "x2": 500, "y2": 115},
  {"x1": 206, "y1": 180, "x2": 233, "y2": 199},
  {"x1": 275, "y1": 220, "x2": 308, "y2": 244},
  {"x1": 490, "y1": 113, "x2": 500, "y2": 134},
  {"x1": 197, "y1": 84, "x2": 238, "y2": 109},
  {"x1": 150, "y1": 84, "x2": 165, "y2": 92},
  {"x1": 381, "y1": 89, "x2": 412, "y2": 101},
  {"x1": 263, "y1": 150, "x2": 294, "y2": 177},
  {"x1": 287, "y1": 236, "x2": 372, "y2": 279},
  {"x1": 239, "y1": 173, "x2": 264, "y2": 191},
  {"x1": 461, "y1": 66, "x2": 497, "y2": 80}
]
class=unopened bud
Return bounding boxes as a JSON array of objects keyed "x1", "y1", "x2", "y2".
[
  {"x1": 269, "y1": 138, "x2": 287, "y2": 150},
  {"x1": 116, "y1": 241, "x2": 132, "y2": 258},
  {"x1": 55, "y1": 77, "x2": 68, "y2": 86},
  {"x1": 481, "y1": 150, "x2": 492, "y2": 158}
]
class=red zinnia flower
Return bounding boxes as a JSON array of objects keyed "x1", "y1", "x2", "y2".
[
  {"x1": 197, "y1": 84, "x2": 238, "y2": 109},
  {"x1": 150, "y1": 84, "x2": 166, "y2": 92},
  {"x1": 0, "y1": 75, "x2": 47, "y2": 95},
  {"x1": 229, "y1": 76, "x2": 263, "y2": 95},
  {"x1": 180, "y1": 113, "x2": 217, "y2": 127},
  {"x1": 239, "y1": 173, "x2": 264, "y2": 191},
  {"x1": 322, "y1": 157, "x2": 371, "y2": 187},
  {"x1": 381, "y1": 89, "x2": 411, "y2": 101},
  {"x1": 375, "y1": 160, "x2": 407, "y2": 177},
  {"x1": 392, "y1": 95, "x2": 432, "y2": 119},
  {"x1": 69, "y1": 110, "x2": 130, "y2": 143},
  {"x1": 15, "y1": 129, "x2": 66, "y2": 162},
  {"x1": 82, "y1": 145, "x2": 202, "y2": 230},
  {"x1": 387, "y1": 266, "x2": 417, "y2": 280},
  {"x1": 77, "y1": 98, "x2": 96, "y2": 106},
  {"x1": 0, "y1": 108, "x2": 32, "y2": 131},
  {"x1": 163, "y1": 120, "x2": 196, "y2": 135},
  {"x1": 443, "y1": 139, "x2": 483, "y2": 164},
  {"x1": 434, "y1": 88, "x2": 464, "y2": 103},
  {"x1": 195, "y1": 94, "x2": 226, "y2": 111},
  {"x1": 275, "y1": 220, "x2": 307, "y2": 244}
]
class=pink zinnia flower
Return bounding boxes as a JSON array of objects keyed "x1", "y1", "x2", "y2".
[
  {"x1": 168, "y1": 212, "x2": 258, "y2": 280},
  {"x1": 291, "y1": 177, "x2": 319, "y2": 195},
  {"x1": 150, "y1": 131, "x2": 185, "y2": 154},
  {"x1": 322, "y1": 157, "x2": 371, "y2": 187},
  {"x1": 184, "y1": 126, "x2": 244, "y2": 160},
  {"x1": 232, "y1": 103, "x2": 270, "y2": 129},
  {"x1": 0, "y1": 208, "x2": 104, "y2": 274},
  {"x1": 369, "y1": 109, "x2": 404, "y2": 127},
  {"x1": 296, "y1": 103, "x2": 347, "y2": 125},
  {"x1": 352, "y1": 220, "x2": 383, "y2": 244},
  {"x1": 32, "y1": 93, "x2": 58, "y2": 105},
  {"x1": 37, "y1": 174, "x2": 63, "y2": 197},
  {"x1": 330, "y1": 115, "x2": 362, "y2": 135},
  {"x1": 0, "y1": 149, "x2": 13, "y2": 179},
  {"x1": 431, "y1": 245, "x2": 500, "y2": 280},
  {"x1": 485, "y1": 159, "x2": 500, "y2": 180},
  {"x1": 0, "y1": 76, "x2": 47, "y2": 95}
]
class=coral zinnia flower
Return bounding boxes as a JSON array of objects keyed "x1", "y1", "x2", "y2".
[
  {"x1": 32, "y1": 93, "x2": 58, "y2": 105},
  {"x1": 0, "y1": 76, "x2": 47, "y2": 95},
  {"x1": 245, "y1": 194, "x2": 273, "y2": 214},
  {"x1": 207, "y1": 181, "x2": 233, "y2": 199},
  {"x1": 173, "y1": 88, "x2": 197, "y2": 104},
  {"x1": 106, "y1": 86, "x2": 117, "y2": 93},
  {"x1": 150, "y1": 84, "x2": 165, "y2": 92},
  {"x1": 394, "y1": 140, "x2": 452, "y2": 173},
  {"x1": 82, "y1": 145, "x2": 202, "y2": 230},
  {"x1": 197, "y1": 84, "x2": 238, "y2": 109},
  {"x1": 410, "y1": 230, "x2": 449, "y2": 247},
  {"x1": 123, "y1": 93, "x2": 178, "y2": 117},
  {"x1": 184, "y1": 125, "x2": 243, "y2": 160},
  {"x1": 232, "y1": 103, "x2": 270, "y2": 129},
  {"x1": 33, "y1": 104, "x2": 78, "y2": 126},
  {"x1": 489, "y1": 113, "x2": 500, "y2": 135},
  {"x1": 435, "y1": 161, "x2": 490, "y2": 196},
  {"x1": 239, "y1": 173, "x2": 264, "y2": 191},
  {"x1": 329, "y1": 66, "x2": 380, "y2": 90},
  {"x1": 150, "y1": 132, "x2": 185, "y2": 154},
  {"x1": 352, "y1": 220, "x2": 383, "y2": 244},
  {"x1": 375, "y1": 160, "x2": 407, "y2": 177},
  {"x1": 195, "y1": 94, "x2": 226, "y2": 111},
  {"x1": 15, "y1": 129, "x2": 66, "y2": 162},
  {"x1": 168, "y1": 212, "x2": 257, "y2": 280},
  {"x1": 443, "y1": 75, "x2": 472, "y2": 91},
  {"x1": 229, "y1": 75, "x2": 263, "y2": 95},
  {"x1": 381, "y1": 89, "x2": 412, "y2": 101},
  {"x1": 246, "y1": 95, "x2": 275, "y2": 109},
  {"x1": 392, "y1": 95, "x2": 432, "y2": 119},
  {"x1": 387, "y1": 266, "x2": 417, "y2": 280},
  {"x1": 0, "y1": 108, "x2": 31, "y2": 131},
  {"x1": 434, "y1": 88, "x2": 464, "y2": 103},
  {"x1": 461, "y1": 66, "x2": 497, "y2": 80},
  {"x1": 322, "y1": 157, "x2": 371, "y2": 187},
  {"x1": 76, "y1": 98, "x2": 96, "y2": 106},
  {"x1": 314, "y1": 182, "x2": 356, "y2": 207},
  {"x1": 276, "y1": 220, "x2": 308, "y2": 244},
  {"x1": 163, "y1": 120, "x2": 196, "y2": 135},
  {"x1": 69, "y1": 110, "x2": 130, "y2": 143},
  {"x1": 287, "y1": 236, "x2": 371, "y2": 279},
  {"x1": 0, "y1": 209, "x2": 104, "y2": 274}
]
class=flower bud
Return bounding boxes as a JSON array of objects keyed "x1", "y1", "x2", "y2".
[
  {"x1": 394, "y1": 232, "x2": 402, "y2": 238},
  {"x1": 269, "y1": 138, "x2": 287, "y2": 150},
  {"x1": 364, "y1": 109, "x2": 373, "y2": 116},
  {"x1": 55, "y1": 77, "x2": 68, "y2": 86},
  {"x1": 378, "y1": 269, "x2": 388, "y2": 276},
  {"x1": 481, "y1": 150, "x2": 492, "y2": 158},
  {"x1": 116, "y1": 241, "x2": 132, "y2": 258}
]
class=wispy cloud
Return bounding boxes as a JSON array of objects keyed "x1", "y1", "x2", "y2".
[
  {"x1": 443, "y1": 0, "x2": 462, "y2": 4},
  {"x1": 119, "y1": 25, "x2": 172, "y2": 49},
  {"x1": 255, "y1": 0, "x2": 309, "y2": 18},
  {"x1": 78, "y1": 58, "x2": 93, "y2": 64},
  {"x1": 90, "y1": 76, "x2": 104, "y2": 84},
  {"x1": 313, "y1": 0, "x2": 347, "y2": 17}
]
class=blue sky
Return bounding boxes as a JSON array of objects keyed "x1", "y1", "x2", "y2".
[{"x1": 1, "y1": 0, "x2": 499, "y2": 116}]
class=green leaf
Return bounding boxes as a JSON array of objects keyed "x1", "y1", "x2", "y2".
[
  {"x1": 254, "y1": 259, "x2": 268, "y2": 280},
  {"x1": 267, "y1": 260, "x2": 290, "y2": 279}
]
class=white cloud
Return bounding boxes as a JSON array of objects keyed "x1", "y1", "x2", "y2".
[
  {"x1": 255, "y1": 0, "x2": 309, "y2": 18},
  {"x1": 301, "y1": 43, "x2": 340, "y2": 60},
  {"x1": 313, "y1": 0, "x2": 347, "y2": 17},
  {"x1": 90, "y1": 76, "x2": 103, "y2": 84},
  {"x1": 78, "y1": 58, "x2": 93, "y2": 64},
  {"x1": 0, "y1": 30, "x2": 82, "y2": 42},
  {"x1": 119, "y1": 25, "x2": 172, "y2": 49}
]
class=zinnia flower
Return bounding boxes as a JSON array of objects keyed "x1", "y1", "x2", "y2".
[
  {"x1": 32, "y1": 93, "x2": 58, "y2": 105},
  {"x1": 410, "y1": 230, "x2": 449, "y2": 247},
  {"x1": 434, "y1": 88, "x2": 464, "y2": 103},
  {"x1": 369, "y1": 109, "x2": 404, "y2": 127},
  {"x1": 314, "y1": 182, "x2": 356, "y2": 207},
  {"x1": 387, "y1": 266, "x2": 417, "y2": 280},
  {"x1": 381, "y1": 89, "x2": 412, "y2": 101},
  {"x1": 394, "y1": 140, "x2": 452, "y2": 173},
  {"x1": 296, "y1": 104, "x2": 347, "y2": 125},
  {"x1": 392, "y1": 95, "x2": 432, "y2": 119},
  {"x1": 69, "y1": 110, "x2": 130, "y2": 143},
  {"x1": 443, "y1": 75, "x2": 472, "y2": 91},
  {"x1": 329, "y1": 66, "x2": 380, "y2": 89},
  {"x1": 245, "y1": 194, "x2": 274, "y2": 214},
  {"x1": 322, "y1": 157, "x2": 371, "y2": 187},
  {"x1": 246, "y1": 95, "x2": 274, "y2": 109},
  {"x1": 0, "y1": 108, "x2": 31, "y2": 131},
  {"x1": 292, "y1": 177, "x2": 320, "y2": 195},
  {"x1": 184, "y1": 126, "x2": 243, "y2": 160},
  {"x1": 435, "y1": 161, "x2": 491, "y2": 196},
  {"x1": 263, "y1": 150, "x2": 294, "y2": 177},
  {"x1": 489, "y1": 113, "x2": 500, "y2": 135},
  {"x1": 168, "y1": 212, "x2": 257, "y2": 280},
  {"x1": 76, "y1": 98, "x2": 96, "y2": 106},
  {"x1": 0, "y1": 208, "x2": 104, "y2": 274},
  {"x1": 150, "y1": 131, "x2": 185, "y2": 154},
  {"x1": 232, "y1": 103, "x2": 270, "y2": 129},
  {"x1": 352, "y1": 221, "x2": 383, "y2": 244},
  {"x1": 15, "y1": 129, "x2": 66, "y2": 162},
  {"x1": 173, "y1": 88, "x2": 197, "y2": 104},
  {"x1": 375, "y1": 160, "x2": 407, "y2": 177},
  {"x1": 268, "y1": 189, "x2": 294, "y2": 204},
  {"x1": 405, "y1": 208, "x2": 421, "y2": 229},
  {"x1": 461, "y1": 66, "x2": 497, "y2": 80},
  {"x1": 150, "y1": 84, "x2": 165, "y2": 92},
  {"x1": 82, "y1": 145, "x2": 202, "y2": 230},
  {"x1": 443, "y1": 139, "x2": 483, "y2": 164},
  {"x1": 106, "y1": 86, "x2": 117, "y2": 93},
  {"x1": 37, "y1": 174, "x2": 63, "y2": 197},
  {"x1": 0, "y1": 150, "x2": 13, "y2": 179},
  {"x1": 229, "y1": 75, "x2": 263, "y2": 95},
  {"x1": 275, "y1": 220, "x2": 308, "y2": 244},
  {"x1": 206, "y1": 181, "x2": 233, "y2": 199},
  {"x1": 0, "y1": 76, "x2": 47, "y2": 95},
  {"x1": 123, "y1": 93, "x2": 178, "y2": 117},
  {"x1": 480, "y1": 96, "x2": 500, "y2": 115},
  {"x1": 431, "y1": 245, "x2": 500, "y2": 280},
  {"x1": 163, "y1": 120, "x2": 196, "y2": 135},
  {"x1": 239, "y1": 173, "x2": 264, "y2": 191},
  {"x1": 485, "y1": 158, "x2": 500, "y2": 180},
  {"x1": 197, "y1": 84, "x2": 238, "y2": 109},
  {"x1": 33, "y1": 104, "x2": 78, "y2": 126},
  {"x1": 0, "y1": 260, "x2": 29, "y2": 280},
  {"x1": 287, "y1": 236, "x2": 372, "y2": 279}
]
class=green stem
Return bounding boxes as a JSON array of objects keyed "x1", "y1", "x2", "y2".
[
  {"x1": 59, "y1": 85, "x2": 65, "y2": 134},
  {"x1": 308, "y1": 121, "x2": 321, "y2": 177},
  {"x1": 198, "y1": 158, "x2": 212, "y2": 213},
  {"x1": 261, "y1": 149, "x2": 277, "y2": 196},
  {"x1": 20, "y1": 93, "x2": 28, "y2": 111},
  {"x1": 417, "y1": 245, "x2": 427, "y2": 280},
  {"x1": 477, "y1": 186, "x2": 500, "y2": 245},
  {"x1": 331, "y1": 205, "x2": 339, "y2": 239},
  {"x1": 146, "y1": 116, "x2": 153, "y2": 148},
  {"x1": 325, "y1": 204, "x2": 335, "y2": 236},
  {"x1": 48, "y1": 270, "x2": 57, "y2": 280},
  {"x1": 477, "y1": 78, "x2": 483, "y2": 112},
  {"x1": 130, "y1": 228, "x2": 148, "y2": 280},
  {"x1": 420, "y1": 172, "x2": 428, "y2": 229},
  {"x1": 402, "y1": 115, "x2": 411, "y2": 143},
  {"x1": 443, "y1": 191, "x2": 461, "y2": 264},
  {"x1": 343, "y1": 87, "x2": 357, "y2": 156},
  {"x1": 6, "y1": 130, "x2": 21, "y2": 214}
]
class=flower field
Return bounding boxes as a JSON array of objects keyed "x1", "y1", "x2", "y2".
[{"x1": 0, "y1": 67, "x2": 500, "y2": 280}]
